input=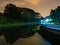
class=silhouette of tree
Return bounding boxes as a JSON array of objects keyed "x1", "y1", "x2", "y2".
[
  {"x1": 0, "y1": 12, "x2": 4, "y2": 18},
  {"x1": 0, "y1": 12, "x2": 2, "y2": 15},
  {"x1": 50, "y1": 6, "x2": 60, "y2": 24},
  {"x1": 0, "y1": 12, "x2": 6, "y2": 24},
  {"x1": 1, "y1": 3, "x2": 41, "y2": 44},
  {"x1": 4, "y1": 3, "x2": 40, "y2": 22},
  {"x1": 4, "y1": 4, "x2": 19, "y2": 18},
  {"x1": 0, "y1": 12, "x2": 3, "y2": 36},
  {"x1": 18, "y1": 7, "x2": 40, "y2": 22}
]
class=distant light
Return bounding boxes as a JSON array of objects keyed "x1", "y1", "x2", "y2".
[
  {"x1": 51, "y1": 22, "x2": 54, "y2": 24},
  {"x1": 43, "y1": 23, "x2": 46, "y2": 24},
  {"x1": 41, "y1": 20, "x2": 46, "y2": 24},
  {"x1": 46, "y1": 19, "x2": 49, "y2": 22},
  {"x1": 49, "y1": 19, "x2": 52, "y2": 21},
  {"x1": 48, "y1": 23, "x2": 51, "y2": 24},
  {"x1": 41, "y1": 18, "x2": 53, "y2": 24}
]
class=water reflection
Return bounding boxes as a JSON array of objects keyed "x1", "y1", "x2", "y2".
[
  {"x1": 0, "y1": 33, "x2": 47, "y2": 45},
  {"x1": 0, "y1": 25, "x2": 52, "y2": 45},
  {"x1": 44, "y1": 39, "x2": 52, "y2": 45}
]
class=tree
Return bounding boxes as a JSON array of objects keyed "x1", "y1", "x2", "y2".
[
  {"x1": 4, "y1": 3, "x2": 40, "y2": 22},
  {"x1": 2, "y1": 3, "x2": 41, "y2": 44},
  {"x1": 50, "y1": 6, "x2": 60, "y2": 24},
  {"x1": 4, "y1": 4, "x2": 18, "y2": 18},
  {"x1": 18, "y1": 7, "x2": 40, "y2": 22},
  {"x1": 0, "y1": 12, "x2": 6, "y2": 24}
]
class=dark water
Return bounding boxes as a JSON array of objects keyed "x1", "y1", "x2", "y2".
[{"x1": 44, "y1": 39, "x2": 52, "y2": 45}]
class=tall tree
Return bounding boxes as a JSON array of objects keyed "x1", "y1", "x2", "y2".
[
  {"x1": 2, "y1": 4, "x2": 41, "y2": 44},
  {"x1": 4, "y1": 3, "x2": 40, "y2": 22},
  {"x1": 50, "y1": 6, "x2": 60, "y2": 24},
  {"x1": 4, "y1": 4, "x2": 18, "y2": 18},
  {"x1": 18, "y1": 8, "x2": 40, "y2": 22}
]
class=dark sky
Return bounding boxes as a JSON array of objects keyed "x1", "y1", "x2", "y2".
[{"x1": 0, "y1": 0, "x2": 60, "y2": 17}]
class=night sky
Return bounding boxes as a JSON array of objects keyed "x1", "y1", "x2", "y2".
[{"x1": 0, "y1": 0, "x2": 60, "y2": 17}]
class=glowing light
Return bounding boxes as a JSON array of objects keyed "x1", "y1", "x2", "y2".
[
  {"x1": 46, "y1": 19, "x2": 49, "y2": 22},
  {"x1": 51, "y1": 22, "x2": 54, "y2": 24},
  {"x1": 41, "y1": 20, "x2": 46, "y2": 24},
  {"x1": 41, "y1": 18, "x2": 52, "y2": 24}
]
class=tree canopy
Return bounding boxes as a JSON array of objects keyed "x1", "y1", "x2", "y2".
[
  {"x1": 3, "y1": 3, "x2": 40, "y2": 22},
  {"x1": 0, "y1": 3, "x2": 41, "y2": 44},
  {"x1": 50, "y1": 6, "x2": 60, "y2": 24}
]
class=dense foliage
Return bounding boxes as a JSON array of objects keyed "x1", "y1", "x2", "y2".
[
  {"x1": 50, "y1": 6, "x2": 60, "y2": 24},
  {"x1": 0, "y1": 3, "x2": 40, "y2": 44}
]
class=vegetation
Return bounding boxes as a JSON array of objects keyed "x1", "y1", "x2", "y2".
[
  {"x1": 50, "y1": 6, "x2": 60, "y2": 24},
  {"x1": 0, "y1": 3, "x2": 41, "y2": 44},
  {"x1": 0, "y1": 3, "x2": 40, "y2": 27},
  {"x1": 0, "y1": 3, "x2": 60, "y2": 44}
]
